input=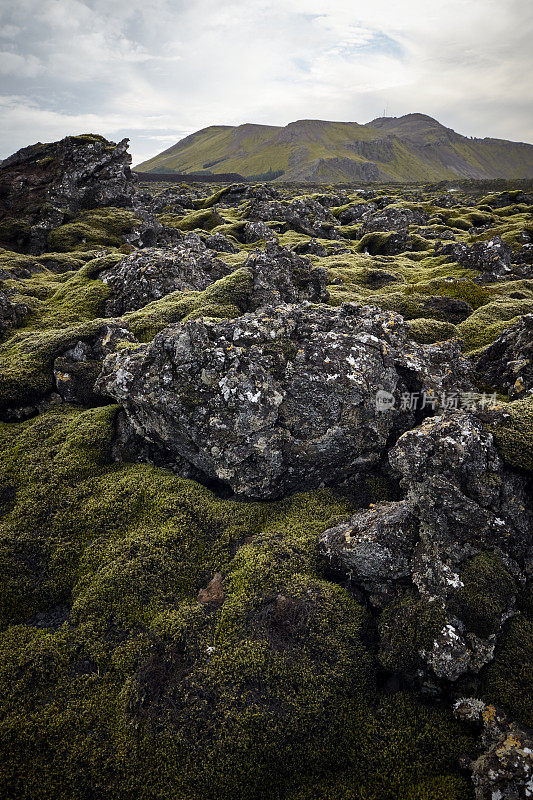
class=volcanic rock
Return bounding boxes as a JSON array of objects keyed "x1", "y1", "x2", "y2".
[
  {"x1": 320, "y1": 412, "x2": 531, "y2": 680},
  {"x1": 475, "y1": 314, "x2": 533, "y2": 399},
  {"x1": 97, "y1": 302, "x2": 472, "y2": 498},
  {"x1": 0, "y1": 134, "x2": 134, "y2": 253}
]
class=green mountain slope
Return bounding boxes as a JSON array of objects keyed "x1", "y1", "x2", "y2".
[{"x1": 135, "y1": 113, "x2": 533, "y2": 183}]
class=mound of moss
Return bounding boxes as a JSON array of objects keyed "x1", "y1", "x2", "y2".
[{"x1": 0, "y1": 405, "x2": 477, "y2": 800}]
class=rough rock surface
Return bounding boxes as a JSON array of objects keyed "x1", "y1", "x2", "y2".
[
  {"x1": 0, "y1": 134, "x2": 134, "y2": 252},
  {"x1": 247, "y1": 196, "x2": 338, "y2": 239},
  {"x1": 98, "y1": 239, "x2": 232, "y2": 315},
  {"x1": 454, "y1": 699, "x2": 533, "y2": 800},
  {"x1": 97, "y1": 303, "x2": 472, "y2": 498},
  {"x1": 320, "y1": 412, "x2": 532, "y2": 680},
  {"x1": 361, "y1": 206, "x2": 428, "y2": 233},
  {"x1": 0, "y1": 291, "x2": 27, "y2": 337},
  {"x1": 53, "y1": 321, "x2": 138, "y2": 405},
  {"x1": 437, "y1": 236, "x2": 514, "y2": 282},
  {"x1": 475, "y1": 314, "x2": 533, "y2": 399},
  {"x1": 243, "y1": 242, "x2": 329, "y2": 308}
]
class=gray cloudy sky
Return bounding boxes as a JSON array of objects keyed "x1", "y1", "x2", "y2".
[{"x1": 1, "y1": 0, "x2": 532, "y2": 165}]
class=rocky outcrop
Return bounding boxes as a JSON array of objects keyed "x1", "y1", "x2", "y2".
[
  {"x1": 0, "y1": 291, "x2": 27, "y2": 337},
  {"x1": 246, "y1": 196, "x2": 339, "y2": 239},
  {"x1": 361, "y1": 206, "x2": 428, "y2": 233},
  {"x1": 53, "y1": 321, "x2": 138, "y2": 405},
  {"x1": 0, "y1": 134, "x2": 134, "y2": 253},
  {"x1": 97, "y1": 238, "x2": 232, "y2": 315},
  {"x1": 97, "y1": 303, "x2": 471, "y2": 498},
  {"x1": 475, "y1": 314, "x2": 533, "y2": 399},
  {"x1": 436, "y1": 236, "x2": 514, "y2": 282},
  {"x1": 454, "y1": 699, "x2": 533, "y2": 800},
  {"x1": 320, "y1": 412, "x2": 531, "y2": 681},
  {"x1": 242, "y1": 243, "x2": 329, "y2": 308}
]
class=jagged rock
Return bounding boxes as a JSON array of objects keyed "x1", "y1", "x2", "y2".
[
  {"x1": 98, "y1": 241, "x2": 232, "y2": 315},
  {"x1": 247, "y1": 196, "x2": 338, "y2": 239},
  {"x1": 338, "y1": 202, "x2": 377, "y2": 225},
  {"x1": 475, "y1": 314, "x2": 533, "y2": 399},
  {"x1": 0, "y1": 134, "x2": 134, "y2": 253},
  {"x1": 241, "y1": 221, "x2": 278, "y2": 243},
  {"x1": 0, "y1": 291, "x2": 27, "y2": 337},
  {"x1": 320, "y1": 412, "x2": 531, "y2": 681},
  {"x1": 53, "y1": 321, "x2": 138, "y2": 405},
  {"x1": 454, "y1": 699, "x2": 533, "y2": 800},
  {"x1": 436, "y1": 236, "x2": 513, "y2": 282},
  {"x1": 204, "y1": 232, "x2": 238, "y2": 253},
  {"x1": 242, "y1": 242, "x2": 329, "y2": 308},
  {"x1": 97, "y1": 303, "x2": 471, "y2": 498},
  {"x1": 361, "y1": 206, "x2": 428, "y2": 233}
]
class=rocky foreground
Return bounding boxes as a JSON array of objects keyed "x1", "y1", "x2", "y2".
[{"x1": 0, "y1": 135, "x2": 531, "y2": 800}]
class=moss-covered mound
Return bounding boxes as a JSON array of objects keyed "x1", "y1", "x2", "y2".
[{"x1": 1, "y1": 176, "x2": 532, "y2": 800}]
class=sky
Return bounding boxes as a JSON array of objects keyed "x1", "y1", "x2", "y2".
[{"x1": 1, "y1": 0, "x2": 532, "y2": 165}]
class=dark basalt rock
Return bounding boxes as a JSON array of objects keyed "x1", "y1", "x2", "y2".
[
  {"x1": 242, "y1": 242, "x2": 329, "y2": 309},
  {"x1": 338, "y1": 202, "x2": 377, "y2": 225},
  {"x1": 320, "y1": 412, "x2": 532, "y2": 681},
  {"x1": 97, "y1": 302, "x2": 472, "y2": 498},
  {"x1": 97, "y1": 239, "x2": 232, "y2": 315},
  {"x1": 241, "y1": 221, "x2": 278, "y2": 243},
  {"x1": 0, "y1": 134, "x2": 134, "y2": 253},
  {"x1": 246, "y1": 196, "x2": 339, "y2": 239},
  {"x1": 0, "y1": 290, "x2": 28, "y2": 337},
  {"x1": 361, "y1": 206, "x2": 428, "y2": 233},
  {"x1": 53, "y1": 321, "x2": 138, "y2": 405},
  {"x1": 454, "y1": 699, "x2": 533, "y2": 800},
  {"x1": 436, "y1": 236, "x2": 513, "y2": 282},
  {"x1": 204, "y1": 232, "x2": 238, "y2": 253},
  {"x1": 475, "y1": 314, "x2": 533, "y2": 399}
]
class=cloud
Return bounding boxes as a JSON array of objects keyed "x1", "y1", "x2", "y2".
[{"x1": 0, "y1": 0, "x2": 531, "y2": 163}]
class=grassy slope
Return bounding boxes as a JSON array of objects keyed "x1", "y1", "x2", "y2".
[{"x1": 135, "y1": 115, "x2": 533, "y2": 182}]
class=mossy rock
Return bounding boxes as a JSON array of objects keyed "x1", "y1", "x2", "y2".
[
  {"x1": 490, "y1": 395, "x2": 533, "y2": 472},
  {"x1": 378, "y1": 592, "x2": 445, "y2": 674},
  {"x1": 482, "y1": 613, "x2": 533, "y2": 728},
  {"x1": 450, "y1": 553, "x2": 516, "y2": 638},
  {"x1": 47, "y1": 208, "x2": 141, "y2": 251},
  {"x1": 407, "y1": 318, "x2": 460, "y2": 344}
]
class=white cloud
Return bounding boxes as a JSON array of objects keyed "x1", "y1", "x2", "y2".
[{"x1": 0, "y1": 0, "x2": 531, "y2": 163}]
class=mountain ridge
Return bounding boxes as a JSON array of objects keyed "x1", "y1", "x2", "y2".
[{"x1": 135, "y1": 114, "x2": 533, "y2": 183}]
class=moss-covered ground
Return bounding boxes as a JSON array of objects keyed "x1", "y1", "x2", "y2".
[{"x1": 0, "y1": 180, "x2": 531, "y2": 799}]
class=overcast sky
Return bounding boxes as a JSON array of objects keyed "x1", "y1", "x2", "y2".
[{"x1": 1, "y1": 0, "x2": 532, "y2": 165}]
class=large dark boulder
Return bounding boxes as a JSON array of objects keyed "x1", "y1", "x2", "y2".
[
  {"x1": 97, "y1": 302, "x2": 471, "y2": 498},
  {"x1": 97, "y1": 238, "x2": 232, "y2": 316},
  {"x1": 0, "y1": 134, "x2": 134, "y2": 253}
]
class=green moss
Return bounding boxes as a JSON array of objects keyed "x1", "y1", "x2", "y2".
[
  {"x1": 490, "y1": 395, "x2": 533, "y2": 471},
  {"x1": 407, "y1": 318, "x2": 460, "y2": 344},
  {"x1": 482, "y1": 613, "x2": 533, "y2": 727},
  {"x1": 378, "y1": 592, "x2": 445, "y2": 673},
  {"x1": 124, "y1": 266, "x2": 254, "y2": 341},
  {"x1": 0, "y1": 403, "x2": 477, "y2": 799},
  {"x1": 0, "y1": 216, "x2": 32, "y2": 248},
  {"x1": 405, "y1": 278, "x2": 498, "y2": 310},
  {"x1": 451, "y1": 553, "x2": 515, "y2": 638},
  {"x1": 457, "y1": 297, "x2": 531, "y2": 353},
  {"x1": 47, "y1": 208, "x2": 141, "y2": 252},
  {"x1": 166, "y1": 208, "x2": 224, "y2": 232}
]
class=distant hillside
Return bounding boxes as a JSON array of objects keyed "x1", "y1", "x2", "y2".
[{"x1": 135, "y1": 114, "x2": 533, "y2": 183}]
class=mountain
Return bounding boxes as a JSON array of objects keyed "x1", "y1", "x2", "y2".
[{"x1": 134, "y1": 114, "x2": 533, "y2": 183}]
